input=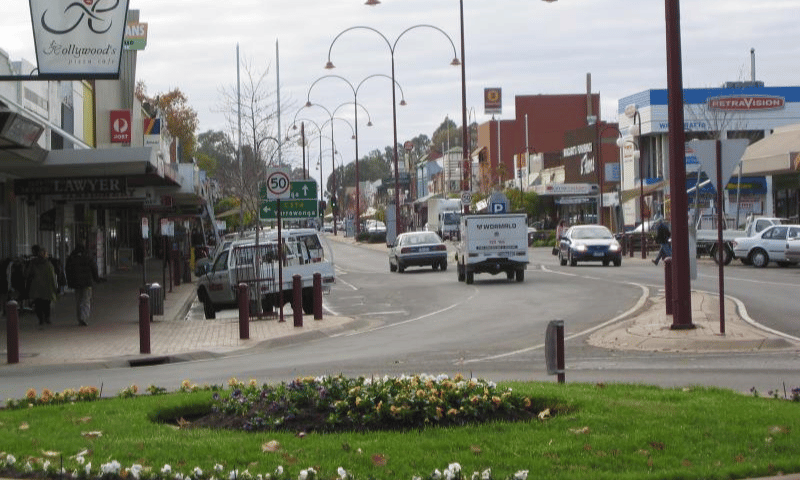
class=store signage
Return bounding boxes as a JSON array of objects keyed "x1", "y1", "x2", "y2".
[
  {"x1": 484, "y1": 88, "x2": 502, "y2": 115},
  {"x1": 143, "y1": 118, "x2": 160, "y2": 146},
  {"x1": 123, "y1": 22, "x2": 148, "y2": 50},
  {"x1": 110, "y1": 110, "x2": 131, "y2": 143},
  {"x1": 563, "y1": 142, "x2": 593, "y2": 157},
  {"x1": 707, "y1": 95, "x2": 785, "y2": 111},
  {"x1": 14, "y1": 176, "x2": 128, "y2": 196},
  {"x1": 29, "y1": 0, "x2": 130, "y2": 78}
]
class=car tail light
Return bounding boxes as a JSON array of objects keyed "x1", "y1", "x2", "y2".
[
  {"x1": 434, "y1": 244, "x2": 447, "y2": 251},
  {"x1": 400, "y1": 247, "x2": 411, "y2": 254}
]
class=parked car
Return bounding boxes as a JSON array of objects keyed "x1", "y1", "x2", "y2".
[
  {"x1": 527, "y1": 227, "x2": 537, "y2": 246},
  {"x1": 389, "y1": 231, "x2": 448, "y2": 273},
  {"x1": 322, "y1": 223, "x2": 333, "y2": 233},
  {"x1": 731, "y1": 224, "x2": 800, "y2": 267},
  {"x1": 558, "y1": 225, "x2": 622, "y2": 267},
  {"x1": 366, "y1": 220, "x2": 386, "y2": 234}
]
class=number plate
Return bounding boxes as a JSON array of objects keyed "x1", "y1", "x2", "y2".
[
  {"x1": 419, "y1": 247, "x2": 429, "y2": 252},
  {"x1": 593, "y1": 252, "x2": 604, "y2": 257}
]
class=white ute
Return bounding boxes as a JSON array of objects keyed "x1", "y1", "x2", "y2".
[{"x1": 455, "y1": 213, "x2": 529, "y2": 284}]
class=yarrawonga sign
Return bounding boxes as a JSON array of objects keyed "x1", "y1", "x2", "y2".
[{"x1": 29, "y1": 0, "x2": 130, "y2": 79}]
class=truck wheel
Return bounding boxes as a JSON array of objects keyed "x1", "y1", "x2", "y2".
[
  {"x1": 506, "y1": 271, "x2": 514, "y2": 280},
  {"x1": 515, "y1": 269, "x2": 524, "y2": 282},
  {"x1": 440, "y1": 260, "x2": 448, "y2": 271},
  {"x1": 457, "y1": 264, "x2": 465, "y2": 282},
  {"x1": 301, "y1": 288, "x2": 314, "y2": 315},
  {"x1": 466, "y1": 271, "x2": 474, "y2": 284},
  {"x1": 749, "y1": 249, "x2": 769, "y2": 268}
]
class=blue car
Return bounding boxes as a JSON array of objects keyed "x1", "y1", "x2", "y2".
[{"x1": 559, "y1": 225, "x2": 622, "y2": 267}]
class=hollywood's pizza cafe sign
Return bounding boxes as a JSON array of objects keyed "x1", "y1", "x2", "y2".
[{"x1": 707, "y1": 95, "x2": 785, "y2": 111}]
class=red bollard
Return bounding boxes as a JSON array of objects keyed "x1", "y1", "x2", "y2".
[
  {"x1": 664, "y1": 257, "x2": 673, "y2": 316},
  {"x1": 172, "y1": 250, "x2": 181, "y2": 286},
  {"x1": 621, "y1": 233, "x2": 627, "y2": 256},
  {"x1": 139, "y1": 293, "x2": 151, "y2": 354},
  {"x1": 6, "y1": 300, "x2": 19, "y2": 364},
  {"x1": 313, "y1": 272, "x2": 323, "y2": 320},
  {"x1": 292, "y1": 274, "x2": 303, "y2": 327},
  {"x1": 238, "y1": 283, "x2": 249, "y2": 339},
  {"x1": 628, "y1": 234, "x2": 634, "y2": 258}
]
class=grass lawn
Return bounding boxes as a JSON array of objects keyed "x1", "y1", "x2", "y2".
[{"x1": 1, "y1": 376, "x2": 799, "y2": 480}]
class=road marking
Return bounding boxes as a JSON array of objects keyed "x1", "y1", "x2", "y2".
[
  {"x1": 697, "y1": 272, "x2": 800, "y2": 287},
  {"x1": 461, "y1": 283, "x2": 650, "y2": 364},
  {"x1": 335, "y1": 277, "x2": 359, "y2": 291}
]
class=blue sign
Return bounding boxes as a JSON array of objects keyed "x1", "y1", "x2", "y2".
[{"x1": 490, "y1": 202, "x2": 507, "y2": 213}]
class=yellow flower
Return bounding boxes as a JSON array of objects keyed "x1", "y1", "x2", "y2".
[
  {"x1": 523, "y1": 397, "x2": 532, "y2": 408},
  {"x1": 26, "y1": 389, "x2": 37, "y2": 401},
  {"x1": 470, "y1": 395, "x2": 480, "y2": 404},
  {"x1": 447, "y1": 408, "x2": 459, "y2": 417},
  {"x1": 454, "y1": 373, "x2": 464, "y2": 382},
  {"x1": 248, "y1": 379, "x2": 257, "y2": 387},
  {"x1": 355, "y1": 397, "x2": 362, "y2": 406},
  {"x1": 41, "y1": 389, "x2": 53, "y2": 402},
  {"x1": 375, "y1": 401, "x2": 383, "y2": 413},
  {"x1": 227, "y1": 377, "x2": 239, "y2": 387},
  {"x1": 416, "y1": 389, "x2": 425, "y2": 398},
  {"x1": 436, "y1": 407, "x2": 443, "y2": 418},
  {"x1": 492, "y1": 396, "x2": 502, "y2": 406}
]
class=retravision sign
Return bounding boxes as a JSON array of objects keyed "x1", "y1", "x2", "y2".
[
  {"x1": 707, "y1": 95, "x2": 785, "y2": 111},
  {"x1": 29, "y1": 0, "x2": 130, "y2": 79}
]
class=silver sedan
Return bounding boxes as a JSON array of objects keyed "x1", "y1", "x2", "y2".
[{"x1": 389, "y1": 231, "x2": 448, "y2": 273}]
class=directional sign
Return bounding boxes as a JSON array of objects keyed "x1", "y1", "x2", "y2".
[
  {"x1": 290, "y1": 180, "x2": 317, "y2": 200},
  {"x1": 260, "y1": 199, "x2": 319, "y2": 220},
  {"x1": 265, "y1": 168, "x2": 291, "y2": 199}
]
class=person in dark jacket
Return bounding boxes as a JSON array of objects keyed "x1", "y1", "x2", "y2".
[
  {"x1": 65, "y1": 243, "x2": 102, "y2": 326},
  {"x1": 652, "y1": 221, "x2": 672, "y2": 265},
  {"x1": 26, "y1": 245, "x2": 58, "y2": 327}
]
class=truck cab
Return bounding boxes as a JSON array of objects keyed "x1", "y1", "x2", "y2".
[{"x1": 196, "y1": 229, "x2": 335, "y2": 319}]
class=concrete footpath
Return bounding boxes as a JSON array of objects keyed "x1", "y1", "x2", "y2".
[{"x1": 1, "y1": 234, "x2": 798, "y2": 372}]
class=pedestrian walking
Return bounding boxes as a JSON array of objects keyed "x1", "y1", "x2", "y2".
[
  {"x1": 26, "y1": 245, "x2": 58, "y2": 327},
  {"x1": 652, "y1": 221, "x2": 672, "y2": 265},
  {"x1": 65, "y1": 243, "x2": 102, "y2": 326},
  {"x1": 553, "y1": 219, "x2": 568, "y2": 255}
]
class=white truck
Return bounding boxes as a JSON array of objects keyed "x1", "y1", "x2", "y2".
[
  {"x1": 196, "y1": 229, "x2": 335, "y2": 319},
  {"x1": 455, "y1": 213, "x2": 529, "y2": 284},
  {"x1": 694, "y1": 214, "x2": 785, "y2": 264},
  {"x1": 427, "y1": 198, "x2": 462, "y2": 240}
]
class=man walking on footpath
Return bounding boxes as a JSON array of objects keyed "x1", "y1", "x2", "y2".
[
  {"x1": 65, "y1": 243, "x2": 103, "y2": 326},
  {"x1": 26, "y1": 245, "x2": 58, "y2": 327},
  {"x1": 652, "y1": 220, "x2": 672, "y2": 266}
]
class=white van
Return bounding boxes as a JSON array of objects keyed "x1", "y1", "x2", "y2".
[{"x1": 196, "y1": 229, "x2": 335, "y2": 319}]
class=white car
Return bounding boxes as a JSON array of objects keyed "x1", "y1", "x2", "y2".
[{"x1": 731, "y1": 224, "x2": 800, "y2": 268}]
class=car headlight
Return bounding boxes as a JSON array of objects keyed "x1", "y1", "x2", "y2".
[
  {"x1": 608, "y1": 242, "x2": 621, "y2": 252},
  {"x1": 574, "y1": 244, "x2": 588, "y2": 252}
]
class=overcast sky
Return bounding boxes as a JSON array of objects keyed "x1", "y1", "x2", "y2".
[{"x1": 2, "y1": 0, "x2": 799, "y2": 170}]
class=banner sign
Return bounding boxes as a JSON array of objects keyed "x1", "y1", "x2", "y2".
[
  {"x1": 484, "y1": 88, "x2": 502, "y2": 115},
  {"x1": 143, "y1": 118, "x2": 160, "y2": 146},
  {"x1": 110, "y1": 109, "x2": 131, "y2": 143},
  {"x1": 123, "y1": 21, "x2": 147, "y2": 50},
  {"x1": 29, "y1": 0, "x2": 130, "y2": 78}
]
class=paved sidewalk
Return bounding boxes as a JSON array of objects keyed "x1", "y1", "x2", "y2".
[{"x1": 2, "y1": 233, "x2": 797, "y2": 371}]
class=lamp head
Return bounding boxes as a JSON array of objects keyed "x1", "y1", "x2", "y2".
[
  {"x1": 365, "y1": 0, "x2": 380, "y2": 5},
  {"x1": 451, "y1": 58, "x2": 461, "y2": 66},
  {"x1": 292, "y1": 124, "x2": 298, "y2": 130},
  {"x1": 399, "y1": 99, "x2": 407, "y2": 106},
  {"x1": 324, "y1": 61, "x2": 335, "y2": 70},
  {"x1": 367, "y1": 121, "x2": 373, "y2": 127},
  {"x1": 305, "y1": 100, "x2": 313, "y2": 108}
]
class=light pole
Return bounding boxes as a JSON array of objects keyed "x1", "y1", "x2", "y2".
[
  {"x1": 625, "y1": 106, "x2": 647, "y2": 259},
  {"x1": 306, "y1": 73, "x2": 405, "y2": 236},
  {"x1": 326, "y1": 24, "x2": 460, "y2": 240}
]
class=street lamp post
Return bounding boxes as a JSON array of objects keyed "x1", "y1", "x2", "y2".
[
  {"x1": 306, "y1": 73, "x2": 404, "y2": 236},
  {"x1": 626, "y1": 107, "x2": 647, "y2": 259},
  {"x1": 326, "y1": 24, "x2": 460, "y2": 240}
]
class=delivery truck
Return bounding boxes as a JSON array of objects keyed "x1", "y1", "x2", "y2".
[{"x1": 455, "y1": 213, "x2": 529, "y2": 284}]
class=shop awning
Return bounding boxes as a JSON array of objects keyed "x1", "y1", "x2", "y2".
[
  {"x1": 620, "y1": 179, "x2": 667, "y2": 204},
  {"x1": 740, "y1": 123, "x2": 800, "y2": 176}
]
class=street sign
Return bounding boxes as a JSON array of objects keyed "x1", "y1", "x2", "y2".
[
  {"x1": 260, "y1": 199, "x2": 319, "y2": 220},
  {"x1": 460, "y1": 191, "x2": 472, "y2": 206},
  {"x1": 265, "y1": 168, "x2": 291, "y2": 199},
  {"x1": 290, "y1": 180, "x2": 317, "y2": 200}
]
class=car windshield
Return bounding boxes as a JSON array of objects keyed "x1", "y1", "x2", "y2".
[
  {"x1": 400, "y1": 233, "x2": 441, "y2": 246},
  {"x1": 571, "y1": 227, "x2": 613, "y2": 240}
]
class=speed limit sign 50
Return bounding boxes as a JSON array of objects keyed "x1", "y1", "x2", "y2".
[{"x1": 266, "y1": 168, "x2": 291, "y2": 199}]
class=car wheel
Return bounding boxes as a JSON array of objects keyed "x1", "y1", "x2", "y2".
[
  {"x1": 749, "y1": 249, "x2": 769, "y2": 268},
  {"x1": 515, "y1": 269, "x2": 524, "y2": 282},
  {"x1": 398, "y1": 262, "x2": 405, "y2": 273},
  {"x1": 613, "y1": 257, "x2": 622, "y2": 267},
  {"x1": 432, "y1": 263, "x2": 438, "y2": 271},
  {"x1": 466, "y1": 271, "x2": 474, "y2": 284},
  {"x1": 602, "y1": 260, "x2": 610, "y2": 266},
  {"x1": 389, "y1": 260, "x2": 397, "y2": 272},
  {"x1": 569, "y1": 250, "x2": 577, "y2": 267},
  {"x1": 440, "y1": 260, "x2": 447, "y2": 271},
  {"x1": 301, "y1": 288, "x2": 314, "y2": 315},
  {"x1": 559, "y1": 251, "x2": 567, "y2": 266}
]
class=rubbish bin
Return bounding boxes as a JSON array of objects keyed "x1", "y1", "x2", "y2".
[{"x1": 147, "y1": 283, "x2": 164, "y2": 316}]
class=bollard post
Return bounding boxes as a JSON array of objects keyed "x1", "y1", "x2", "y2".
[
  {"x1": 6, "y1": 300, "x2": 19, "y2": 364},
  {"x1": 139, "y1": 293, "x2": 151, "y2": 354},
  {"x1": 621, "y1": 233, "x2": 627, "y2": 256},
  {"x1": 545, "y1": 320, "x2": 565, "y2": 384},
  {"x1": 313, "y1": 272, "x2": 323, "y2": 320},
  {"x1": 238, "y1": 283, "x2": 249, "y2": 339},
  {"x1": 292, "y1": 274, "x2": 303, "y2": 327},
  {"x1": 172, "y1": 250, "x2": 181, "y2": 286},
  {"x1": 664, "y1": 257, "x2": 673, "y2": 316}
]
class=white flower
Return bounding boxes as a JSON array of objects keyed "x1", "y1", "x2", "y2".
[
  {"x1": 513, "y1": 470, "x2": 529, "y2": 480},
  {"x1": 432, "y1": 469, "x2": 442, "y2": 479},
  {"x1": 436, "y1": 374, "x2": 450, "y2": 382},
  {"x1": 43, "y1": 460, "x2": 51, "y2": 471},
  {"x1": 275, "y1": 466, "x2": 284, "y2": 475},
  {"x1": 23, "y1": 462, "x2": 33, "y2": 473},
  {"x1": 298, "y1": 469, "x2": 308, "y2": 480},
  {"x1": 471, "y1": 472, "x2": 480, "y2": 480},
  {"x1": 448, "y1": 463, "x2": 461, "y2": 474},
  {"x1": 228, "y1": 469, "x2": 239, "y2": 480},
  {"x1": 175, "y1": 473, "x2": 186, "y2": 480},
  {"x1": 5, "y1": 454, "x2": 16, "y2": 466},
  {"x1": 412, "y1": 476, "x2": 422, "y2": 480},
  {"x1": 444, "y1": 470, "x2": 455, "y2": 480},
  {"x1": 193, "y1": 466, "x2": 204, "y2": 478},
  {"x1": 101, "y1": 460, "x2": 121, "y2": 475},
  {"x1": 215, "y1": 464, "x2": 225, "y2": 472},
  {"x1": 481, "y1": 468, "x2": 492, "y2": 480},
  {"x1": 75, "y1": 456, "x2": 85, "y2": 465},
  {"x1": 337, "y1": 466, "x2": 348, "y2": 479},
  {"x1": 162, "y1": 464, "x2": 173, "y2": 475},
  {"x1": 487, "y1": 381, "x2": 496, "y2": 388},
  {"x1": 85, "y1": 462, "x2": 92, "y2": 476},
  {"x1": 130, "y1": 464, "x2": 143, "y2": 480}
]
